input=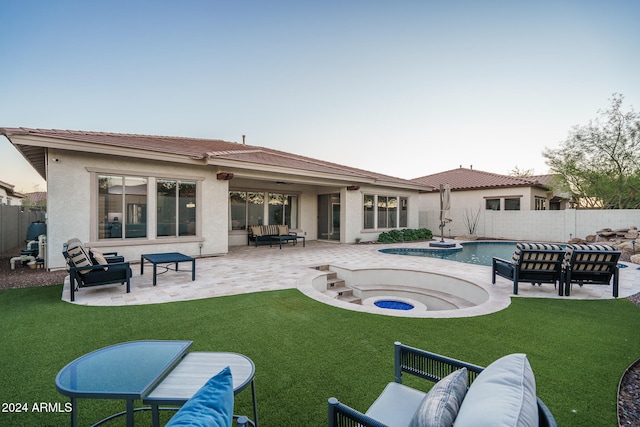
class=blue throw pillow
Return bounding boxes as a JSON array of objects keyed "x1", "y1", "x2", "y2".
[{"x1": 166, "y1": 366, "x2": 234, "y2": 427}]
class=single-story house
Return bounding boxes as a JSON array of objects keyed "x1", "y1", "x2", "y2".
[
  {"x1": 413, "y1": 167, "x2": 570, "y2": 212},
  {"x1": 0, "y1": 179, "x2": 25, "y2": 206},
  {"x1": 1, "y1": 128, "x2": 430, "y2": 269},
  {"x1": 412, "y1": 167, "x2": 571, "y2": 236}
]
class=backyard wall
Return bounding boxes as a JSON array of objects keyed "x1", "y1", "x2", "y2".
[
  {"x1": 0, "y1": 205, "x2": 46, "y2": 254},
  {"x1": 420, "y1": 208, "x2": 640, "y2": 243}
]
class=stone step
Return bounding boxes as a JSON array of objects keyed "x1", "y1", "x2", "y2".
[
  {"x1": 326, "y1": 277, "x2": 345, "y2": 289},
  {"x1": 338, "y1": 294, "x2": 361, "y2": 304},
  {"x1": 325, "y1": 286, "x2": 353, "y2": 298},
  {"x1": 322, "y1": 288, "x2": 361, "y2": 304}
]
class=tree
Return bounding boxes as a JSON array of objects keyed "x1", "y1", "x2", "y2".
[
  {"x1": 543, "y1": 94, "x2": 640, "y2": 208},
  {"x1": 509, "y1": 166, "x2": 535, "y2": 177}
]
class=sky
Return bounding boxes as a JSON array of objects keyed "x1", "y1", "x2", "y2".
[{"x1": 1, "y1": 0, "x2": 639, "y2": 192}]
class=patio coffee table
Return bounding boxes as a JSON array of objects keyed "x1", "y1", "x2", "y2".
[
  {"x1": 269, "y1": 234, "x2": 306, "y2": 249},
  {"x1": 55, "y1": 340, "x2": 259, "y2": 427},
  {"x1": 141, "y1": 252, "x2": 195, "y2": 286}
]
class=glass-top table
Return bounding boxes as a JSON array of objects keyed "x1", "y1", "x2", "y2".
[
  {"x1": 56, "y1": 340, "x2": 192, "y2": 426},
  {"x1": 56, "y1": 340, "x2": 258, "y2": 426}
]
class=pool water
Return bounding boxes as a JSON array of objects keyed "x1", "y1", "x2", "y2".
[
  {"x1": 374, "y1": 300, "x2": 415, "y2": 310},
  {"x1": 380, "y1": 242, "x2": 518, "y2": 266}
]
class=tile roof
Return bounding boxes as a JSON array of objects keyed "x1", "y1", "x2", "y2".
[
  {"x1": 0, "y1": 127, "x2": 427, "y2": 189},
  {"x1": 411, "y1": 167, "x2": 552, "y2": 191}
]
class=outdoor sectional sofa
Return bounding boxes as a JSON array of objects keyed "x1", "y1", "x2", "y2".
[
  {"x1": 248, "y1": 225, "x2": 301, "y2": 248},
  {"x1": 328, "y1": 342, "x2": 556, "y2": 427}
]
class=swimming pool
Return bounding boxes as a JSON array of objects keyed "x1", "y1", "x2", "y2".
[
  {"x1": 379, "y1": 242, "x2": 518, "y2": 266},
  {"x1": 380, "y1": 242, "x2": 631, "y2": 270}
]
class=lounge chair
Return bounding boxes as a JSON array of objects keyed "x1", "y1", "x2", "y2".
[
  {"x1": 62, "y1": 239, "x2": 131, "y2": 301},
  {"x1": 492, "y1": 243, "x2": 565, "y2": 295},
  {"x1": 327, "y1": 342, "x2": 556, "y2": 427},
  {"x1": 561, "y1": 244, "x2": 621, "y2": 297}
]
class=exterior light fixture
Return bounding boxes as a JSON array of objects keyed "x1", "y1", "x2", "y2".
[{"x1": 217, "y1": 172, "x2": 234, "y2": 180}]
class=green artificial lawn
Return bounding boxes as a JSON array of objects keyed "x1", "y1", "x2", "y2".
[{"x1": 1, "y1": 284, "x2": 639, "y2": 426}]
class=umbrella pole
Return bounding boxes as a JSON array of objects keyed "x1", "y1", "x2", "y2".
[{"x1": 439, "y1": 184, "x2": 444, "y2": 242}]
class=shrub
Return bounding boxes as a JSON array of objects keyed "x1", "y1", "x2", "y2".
[{"x1": 377, "y1": 228, "x2": 433, "y2": 243}]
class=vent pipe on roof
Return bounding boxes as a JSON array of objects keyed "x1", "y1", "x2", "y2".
[{"x1": 242, "y1": 135, "x2": 246, "y2": 145}]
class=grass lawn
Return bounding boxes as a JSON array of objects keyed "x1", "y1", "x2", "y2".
[{"x1": 1, "y1": 284, "x2": 639, "y2": 426}]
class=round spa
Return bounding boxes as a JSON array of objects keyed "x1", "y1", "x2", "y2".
[{"x1": 309, "y1": 266, "x2": 490, "y2": 314}]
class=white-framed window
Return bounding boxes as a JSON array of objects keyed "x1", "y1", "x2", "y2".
[
  {"x1": 535, "y1": 197, "x2": 547, "y2": 210},
  {"x1": 98, "y1": 175, "x2": 148, "y2": 239},
  {"x1": 364, "y1": 195, "x2": 375, "y2": 229},
  {"x1": 363, "y1": 194, "x2": 405, "y2": 229},
  {"x1": 486, "y1": 198, "x2": 500, "y2": 210},
  {"x1": 229, "y1": 191, "x2": 298, "y2": 230},
  {"x1": 504, "y1": 198, "x2": 521, "y2": 211},
  {"x1": 157, "y1": 179, "x2": 197, "y2": 237}
]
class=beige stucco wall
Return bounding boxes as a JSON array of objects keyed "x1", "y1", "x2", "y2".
[
  {"x1": 346, "y1": 186, "x2": 421, "y2": 243},
  {"x1": 419, "y1": 186, "x2": 558, "y2": 237},
  {"x1": 45, "y1": 150, "x2": 425, "y2": 267},
  {"x1": 47, "y1": 149, "x2": 229, "y2": 269},
  {"x1": 420, "y1": 206, "x2": 639, "y2": 242}
]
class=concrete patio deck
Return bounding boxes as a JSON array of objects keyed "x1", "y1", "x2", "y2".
[{"x1": 62, "y1": 240, "x2": 640, "y2": 318}]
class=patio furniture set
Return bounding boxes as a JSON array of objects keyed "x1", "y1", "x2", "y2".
[
  {"x1": 56, "y1": 340, "x2": 557, "y2": 427},
  {"x1": 492, "y1": 242, "x2": 621, "y2": 297},
  {"x1": 62, "y1": 239, "x2": 621, "y2": 426},
  {"x1": 62, "y1": 239, "x2": 196, "y2": 301},
  {"x1": 56, "y1": 340, "x2": 258, "y2": 427},
  {"x1": 247, "y1": 225, "x2": 305, "y2": 249}
]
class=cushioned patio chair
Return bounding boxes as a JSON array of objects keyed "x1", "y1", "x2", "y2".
[
  {"x1": 561, "y1": 244, "x2": 621, "y2": 297},
  {"x1": 327, "y1": 342, "x2": 556, "y2": 427},
  {"x1": 492, "y1": 243, "x2": 565, "y2": 295},
  {"x1": 63, "y1": 239, "x2": 131, "y2": 302}
]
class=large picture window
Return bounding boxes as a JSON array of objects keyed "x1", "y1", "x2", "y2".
[
  {"x1": 268, "y1": 193, "x2": 298, "y2": 228},
  {"x1": 98, "y1": 175, "x2": 147, "y2": 239},
  {"x1": 364, "y1": 194, "x2": 403, "y2": 230},
  {"x1": 229, "y1": 191, "x2": 296, "y2": 230},
  {"x1": 157, "y1": 180, "x2": 197, "y2": 237},
  {"x1": 363, "y1": 195, "x2": 375, "y2": 229}
]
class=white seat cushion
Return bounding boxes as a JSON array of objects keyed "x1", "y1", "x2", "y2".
[
  {"x1": 454, "y1": 354, "x2": 538, "y2": 427},
  {"x1": 365, "y1": 382, "x2": 426, "y2": 427}
]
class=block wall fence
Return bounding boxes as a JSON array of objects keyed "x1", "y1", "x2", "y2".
[{"x1": 420, "y1": 209, "x2": 640, "y2": 243}]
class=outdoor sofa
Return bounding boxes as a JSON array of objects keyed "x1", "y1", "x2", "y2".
[
  {"x1": 62, "y1": 238, "x2": 131, "y2": 301},
  {"x1": 247, "y1": 225, "x2": 301, "y2": 247},
  {"x1": 561, "y1": 244, "x2": 621, "y2": 297},
  {"x1": 328, "y1": 342, "x2": 556, "y2": 427},
  {"x1": 492, "y1": 243, "x2": 565, "y2": 295}
]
